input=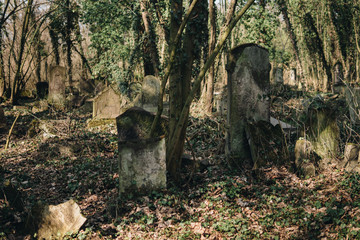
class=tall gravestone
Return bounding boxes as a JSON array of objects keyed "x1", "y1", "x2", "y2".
[
  {"x1": 289, "y1": 68, "x2": 297, "y2": 86},
  {"x1": 226, "y1": 44, "x2": 270, "y2": 165},
  {"x1": 134, "y1": 75, "x2": 167, "y2": 114},
  {"x1": 48, "y1": 66, "x2": 66, "y2": 108},
  {"x1": 274, "y1": 67, "x2": 284, "y2": 84},
  {"x1": 334, "y1": 62, "x2": 343, "y2": 86}
]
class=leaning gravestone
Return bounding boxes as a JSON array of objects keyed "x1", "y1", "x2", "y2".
[
  {"x1": 116, "y1": 107, "x2": 168, "y2": 195},
  {"x1": 92, "y1": 87, "x2": 124, "y2": 119},
  {"x1": 48, "y1": 66, "x2": 66, "y2": 108},
  {"x1": 134, "y1": 75, "x2": 166, "y2": 113},
  {"x1": 226, "y1": 43, "x2": 270, "y2": 166}
]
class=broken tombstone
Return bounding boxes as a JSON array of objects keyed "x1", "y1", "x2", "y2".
[
  {"x1": 116, "y1": 107, "x2": 168, "y2": 195},
  {"x1": 226, "y1": 43, "x2": 270, "y2": 167},
  {"x1": 26, "y1": 199, "x2": 86, "y2": 240},
  {"x1": 304, "y1": 104, "x2": 340, "y2": 159},
  {"x1": 27, "y1": 119, "x2": 70, "y2": 139},
  {"x1": 245, "y1": 120, "x2": 289, "y2": 170},
  {"x1": 294, "y1": 139, "x2": 318, "y2": 178},
  {"x1": 343, "y1": 143, "x2": 360, "y2": 172}
]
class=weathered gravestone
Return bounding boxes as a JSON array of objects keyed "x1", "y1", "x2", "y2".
[
  {"x1": 274, "y1": 67, "x2": 284, "y2": 84},
  {"x1": 304, "y1": 104, "x2": 340, "y2": 159},
  {"x1": 343, "y1": 143, "x2": 360, "y2": 172},
  {"x1": 294, "y1": 139, "x2": 317, "y2": 178},
  {"x1": 214, "y1": 87, "x2": 227, "y2": 116},
  {"x1": 226, "y1": 43, "x2": 271, "y2": 166},
  {"x1": 48, "y1": 66, "x2": 66, "y2": 108},
  {"x1": 333, "y1": 62, "x2": 344, "y2": 86},
  {"x1": 288, "y1": 68, "x2": 297, "y2": 86},
  {"x1": 134, "y1": 75, "x2": 167, "y2": 114},
  {"x1": 116, "y1": 107, "x2": 168, "y2": 194},
  {"x1": 92, "y1": 87, "x2": 124, "y2": 119}
]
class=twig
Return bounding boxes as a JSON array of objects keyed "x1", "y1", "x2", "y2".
[{"x1": 4, "y1": 113, "x2": 20, "y2": 150}]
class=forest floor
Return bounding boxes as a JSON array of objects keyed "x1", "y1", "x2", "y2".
[{"x1": 1, "y1": 86, "x2": 360, "y2": 239}]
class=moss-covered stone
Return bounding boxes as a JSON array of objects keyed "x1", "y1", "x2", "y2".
[
  {"x1": 87, "y1": 118, "x2": 116, "y2": 129},
  {"x1": 305, "y1": 106, "x2": 340, "y2": 159}
]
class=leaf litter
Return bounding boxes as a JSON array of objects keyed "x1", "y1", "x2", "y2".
[{"x1": 0, "y1": 101, "x2": 360, "y2": 239}]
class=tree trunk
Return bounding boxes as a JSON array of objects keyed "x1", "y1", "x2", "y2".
[
  {"x1": 140, "y1": 0, "x2": 160, "y2": 76},
  {"x1": 167, "y1": 0, "x2": 255, "y2": 181},
  {"x1": 49, "y1": 2, "x2": 60, "y2": 66},
  {"x1": 201, "y1": 0, "x2": 216, "y2": 114},
  {"x1": 10, "y1": 0, "x2": 33, "y2": 104},
  {"x1": 278, "y1": 0, "x2": 304, "y2": 88},
  {"x1": 304, "y1": 13, "x2": 332, "y2": 91},
  {"x1": 65, "y1": 0, "x2": 73, "y2": 93},
  {"x1": 167, "y1": 0, "x2": 183, "y2": 181},
  {"x1": 0, "y1": 26, "x2": 5, "y2": 97}
]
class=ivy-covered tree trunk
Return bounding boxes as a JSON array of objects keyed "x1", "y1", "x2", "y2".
[
  {"x1": 65, "y1": 0, "x2": 73, "y2": 93},
  {"x1": 303, "y1": 13, "x2": 332, "y2": 91},
  {"x1": 140, "y1": 0, "x2": 160, "y2": 76},
  {"x1": 166, "y1": 0, "x2": 254, "y2": 181},
  {"x1": 49, "y1": 27, "x2": 60, "y2": 65},
  {"x1": 49, "y1": 2, "x2": 60, "y2": 66},
  {"x1": 278, "y1": 0, "x2": 304, "y2": 87}
]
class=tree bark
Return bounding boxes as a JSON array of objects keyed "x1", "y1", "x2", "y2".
[
  {"x1": 65, "y1": 0, "x2": 73, "y2": 93},
  {"x1": 304, "y1": 13, "x2": 332, "y2": 91},
  {"x1": 201, "y1": 0, "x2": 216, "y2": 114},
  {"x1": 150, "y1": 0, "x2": 200, "y2": 139},
  {"x1": 278, "y1": 0, "x2": 304, "y2": 88},
  {"x1": 167, "y1": 0, "x2": 255, "y2": 181},
  {"x1": 11, "y1": 0, "x2": 33, "y2": 104},
  {"x1": 140, "y1": 0, "x2": 160, "y2": 76}
]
